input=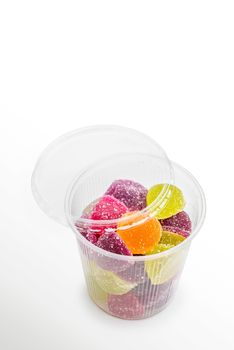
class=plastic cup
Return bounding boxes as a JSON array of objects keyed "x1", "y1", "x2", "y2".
[
  {"x1": 32, "y1": 126, "x2": 206, "y2": 320},
  {"x1": 65, "y1": 154, "x2": 206, "y2": 320}
]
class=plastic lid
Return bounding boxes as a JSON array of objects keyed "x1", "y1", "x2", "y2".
[{"x1": 32, "y1": 125, "x2": 174, "y2": 226}]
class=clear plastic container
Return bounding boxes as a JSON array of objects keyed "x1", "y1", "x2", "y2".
[
  {"x1": 65, "y1": 154, "x2": 205, "y2": 320},
  {"x1": 32, "y1": 125, "x2": 206, "y2": 320}
]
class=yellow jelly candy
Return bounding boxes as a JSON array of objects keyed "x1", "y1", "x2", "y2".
[
  {"x1": 147, "y1": 184, "x2": 185, "y2": 219},
  {"x1": 86, "y1": 275, "x2": 108, "y2": 309},
  {"x1": 160, "y1": 230, "x2": 186, "y2": 245},
  {"x1": 94, "y1": 264, "x2": 137, "y2": 295},
  {"x1": 145, "y1": 234, "x2": 186, "y2": 284},
  {"x1": 147, "y1": 243, "x2": 174, "y2": 254},
  {"x1": 145, "y1": 250, "x2": 185, "y2": 285}
]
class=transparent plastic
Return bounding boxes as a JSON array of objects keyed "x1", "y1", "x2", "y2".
[
  {"x1": 65, "y1": 157, "x2": 206, "y2": 320},
  {"x1": 31, "y1": 126, "x2": 205, "y2": 320},
  {"x1": 31, "y1": 126, "x2": 173, "y2": 225}
]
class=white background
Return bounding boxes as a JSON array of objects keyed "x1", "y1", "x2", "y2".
[{"x1": 0, "y1": 1, "x2": 234, "y2": 349}]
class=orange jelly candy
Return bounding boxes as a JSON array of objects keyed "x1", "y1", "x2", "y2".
[{"x1": 117, "y1": 212, "x2": 162, "y2": 255}]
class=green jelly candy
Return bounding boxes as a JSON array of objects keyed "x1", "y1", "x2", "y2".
[
  {"x1": 147, "y1": 243, "x2": 174, "y2": 255},
  {"x1": 145, "y1": 250, "x2": 185, "y2": 285},
  {"x1": 160, "y1": 231, "x2": 186, "y2": 246},
  {"x1": 86, "y1": 275, "x2": 108, "y2": 309},
  {"x1": 94, "y1": 264, "x2": 137, "y2": 295},
  {"x1": 147, "y1": 184, "x2": 185, "y2": 219}
]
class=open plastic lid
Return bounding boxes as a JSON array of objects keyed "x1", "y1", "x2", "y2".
[{"x1": 32, "y1": 125, "x2": 174, "y2": 226}]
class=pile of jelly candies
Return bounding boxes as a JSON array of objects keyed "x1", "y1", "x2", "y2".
[{"x1": 76, "y1": 179, "x2": 192, "y2": 319}]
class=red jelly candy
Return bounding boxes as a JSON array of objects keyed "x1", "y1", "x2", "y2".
[{"x1": 108, "y1": 292, "x2": 145, "y2": 319}]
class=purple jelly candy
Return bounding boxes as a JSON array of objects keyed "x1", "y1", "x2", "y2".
[
  {"x1": 95, "y1": 232, "x2": 133, "y2": 273},
  {"x1": 160, "y1": 211, "x2": 192, "y2": 234},
  {"x1": 117, "y1": 261, "x2": 147, "y2": 284},
  {"x1": 75, "y1": 221, "x2": 100, "y2": 244},
  {"x1": 105, "y1": 179, "x2": 147, "y2": 211},
  {"x1": 86, "y1": 232, "x2": 99, "y2": 244},
  {"x1": 108, "y1": 292, "x2": 145, "y2": 319},
  {"x1": 96, "y1": 232, "x2": 132, "y2": 256},
  {"x1": 162, "y1": 226, "x2": 190, "y2": 238},
  {"x1": 133, "y1": 276, "x2": 179, "y2": 311}
]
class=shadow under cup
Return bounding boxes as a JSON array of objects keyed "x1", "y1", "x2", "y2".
[{"x1": 65, "y1": 154, "x2": 206, "y2": 320}]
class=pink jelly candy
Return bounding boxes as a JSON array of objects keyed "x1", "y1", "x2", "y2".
[
  {"x1": 160, "y1": 211, "x2": 192, "y2": 234},
  {"x1": 108, "y1": 292, "x2": 145, "y2": 319},
  {"x1": 95, "y1": 231, "x2": 132, "y2": 273},
  {"x1": 90, "y1": 195, "x2": 128, "y2": 236},
  {"x1": 105, "y1": 179, "x2": 147, "y2": 211},
  {"x1": 91, "y1": 195, "x2": 128, "y2": 220}
]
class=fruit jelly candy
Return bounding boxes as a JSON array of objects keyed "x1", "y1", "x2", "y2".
[
  {"x1": 94, "y1": 264, "x2": 136, "y2": 295},
  {"x1": 133, "y1": 275, "x2": 178, "y2": 310},
  {"x1": 105, "y1": 179, "x2": 147, "y2": 211},
  {"x1": 145, "y1": 244, "x2": 186, "y2": 285},
  {"x1": 160, "y1": 211, "x2": 192, "y2": 233},
  {"x1": 160, "y1": 230, "x2": 186, "y2": 245},
  {"x1": 117, "y1": 212, "x2": 162, "y2": 255},
  {"x1": 161, "y1": 225, "x2": 190, "y2": 238},
  {"x1": 75, "y1": 222, "x2": 100, "y2": 244},
  {"x1": 96, "y1": 231, "x2": 132, "y2": 256},
  {"x1": 91, "y1": 195, "x2": 128, "y2": 220},
  {"x1": 86, "y1": 275, "x2": 108, "y2": 310},
  {"x1": 90, "y1": 195, "x2": 128, "y2": 236},
  {"x1": 147, "y1": 184, "x2": 185, "y2": 219},
  {"x1": 86, "y1": 231, "x2": 99, "y2": 244},
  {"x1": 108, "y1": 292, "x2": 145, "y2": 319},
  {"x1": 117, "y1": 261, "x2": 148, "y2": 284},
  {"x1": 95, "y1": 231, "x2": 133, "y2": 273},
  {"x1": 147, "y1": 243, "x2": 174, "y2": 255}
]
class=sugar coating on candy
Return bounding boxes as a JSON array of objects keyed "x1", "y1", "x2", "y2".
[
  {"x1": 96, "y1": 231, "x2": 132, "y2": 256},
  {"x1": 94, "y1": 264, "x2": 137, "y2": 295},
  {"x1": 147, "y1": 184, "x2": 185, "y2": 219},
  {"x1": 133, "y1": 276, "x2": 178, "y2": 311},
  {"x1": 89, "y1": 195, "x2": 128, "y2": 236},
  {"x1": 147, "y1": 243, "x2": 174, "y2": 255},
  {"x1": 105, "y1": 179, "x2": 147, "y2": 211},
  {"x1": 145, "y1": 245, "x2": 186, "y2": 284},
  {"x1": 75, "y1": 222, "x2": 100, "y2": 244},
  {"x1": 86, "y1": 275, "x2": 108, "y2": 310},
  {"x1": 91, "y1": 195, "x2": 128, "y2": 221},
  {"x1": 95, "y1": 231, "x2": 133, "y2": 273},
  {"x1": 160, "y1": 211, "x2": 192, "y2": 233},
  {"x1": 108, "y1": 292, "x2": 145, "y2": 319},
  {"x1": 86, "y1": 232, "x2": 99, "y2": 244},
  {"x1": 161, "y1": 226, "x2": 190, "y2": 238},
  {"x1": 117, "y1": 261, "x2": 148, "y2": 284},
  {"x1": 160, "y1": 230, "x2": 186, "y2": 246},
  {"x1": 117, "y1": 212, "x2": 162, "y2": 255}
]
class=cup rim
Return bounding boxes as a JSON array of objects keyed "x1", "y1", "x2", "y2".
[
  {"x1": 66, "y1": 152, "x2": 174, "y2": 226},
  {"x1": 65, "y1": 160, "x2": 206, "y2": 261}
]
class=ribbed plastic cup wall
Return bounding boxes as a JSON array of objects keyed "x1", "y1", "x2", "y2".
[
  {"x1": 32, "y1": 126, "x2": 205, "y2": 320},
  {"x1": 65, "y1": 154, "x2": 205, "y2": 320}
]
